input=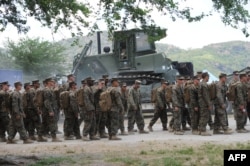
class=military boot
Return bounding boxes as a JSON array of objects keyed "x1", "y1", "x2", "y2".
[
  {"x1": 224, "y1": 128, "x2": 233, "y2": 135},
  {"x1": 82, "y1": 136, "x2": 90, "y2": 141},
  {"x1": 133, "y1": 129, "x2": 138, "y2": 132},
  {"x1": 192, "y1": 130, "x2": 200, "y2": 135},
  {"x1": 29, "y1": 135, "x2": 37, "y2": 141},
  {"x1": 64, "y1": 135, "x2": 74, "y2": 140},
  {"x1": 23, "y1": 139, "x2": 34, "y2": 144},
  {"x1": 109, "y1": 135, "x2": 122, "y2": 140},
  {"x1": 200, "y1": 131, "x2": 212, "y2": 136},
  {"x1": 37, "y1": 136, "x2": 47, "y2": 142},
  {"x1": 120, "y1": 130, "x2": 128, "y2": 136},
  {"x1": 139, "y1": 129, "x2": 149, "y2": 134},
  {"x1": 6, "y1": 139, "x2": 17, "y2": 144},
  {"x1": 75, "y1": 135, "x2": 82, "y2": 139},
  {"x1": 182, "y1": 126, "x2": 191, "y2": 131},
  {"x1": 174, "y1": 130, "x2": 184, "y2": 135},
  {"x1": 147, "y1": 125, "x2": 153, "y2": 132},
  {"x1": 213, "y1": 129, "x2": 224, "y2": 134},
  {"x1": 128, "y1": 130, "x2": 135, "y2": 135},
  {"x1": 90, "y1": 135, "x2": 100, "y2": 140},
  {"x1": 0, "y1": 137, "x2": 7, "y2": 142},
  {"x1": 237, "y1": 129, "x2": 248, "y2": 133},
  {"x1": 52, "y1": 136, "x2": 62, "y2": 142},
  {"x1": 162, "y1": 127, "x2": 168, "y2": 131},
  {"x1": 168, "y1": 126, "x2": 174, "y2": 133}
]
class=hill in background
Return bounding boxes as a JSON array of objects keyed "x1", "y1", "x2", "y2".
[{"x1": 59, "y1": 32, "x2": 250, "y2": 76}]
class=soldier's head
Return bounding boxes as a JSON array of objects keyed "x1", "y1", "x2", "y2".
[
  {"x1": 121, "y1": 82, "x2": 127, "y2": 91},
  {"x1": 201, "y1": 72, "x2": 209, "y2": 82},
  {"x1": 69, "y1": 82, "x2": 77, "y2": 90},
  {"x1": 134, "y1": 80, "x2": 141, "y2": 89},
  {"x1": 239, "y1": 72, "x2": 248, "y2": 83},
  {"x1": 67, "y1": 74, "x2": 75, "y2": 82},
  {"x1": 233, "y1": 71, "x2": 239, "y2": 80},
  {"x1": 85, "y1": 77, "x2": 95, "y2": 87},
  {"x1": 196, "y1": 71, "x2": 202, "y2": 79},
  {"x1": 219, "y1": 73, "x2": 227, "y2": 83},
  {"x1": 1, "y1": 81, "x2": 10, "y2": 91},
  {"x1": 81, "y1": 79, "x2": 86, "y2": 88},
  {"x1": 32, "y1": 80, "x2": 40, "y2": 89},
  {"x1": 192, "y1": 75, "x2": 200, "y2": 85},
  {"x1": 111, "y1": 78, "x2": 120, "y2": 87},
  {"x1": 176, "y1": 76, "x2": 184, "y2": 85},
  {"x1": 45, "y1": 77, "x2": 55, "y2": 87},
  {"x1": 98, "y1": 79, "x2": 105, "y2": 89},
  {"x1": 24, "y1": 82, "x2": 31, "y2": 91},
  {"x1": 102, "y1": 75, "x2": 109, "y2": 85},
  {"x1": 14, "y1": 81, "x2": 22, "y2": 91},
  {"x1": 161, "y1": 80, "x2": 169, "y2": 89}
]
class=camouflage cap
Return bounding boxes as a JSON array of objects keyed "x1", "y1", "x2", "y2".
[
  {"x1": 219, "y1": 73, "x2": 227, "y2": 79},
  {"x1": 233, "y1": 71, "x2": 239, "y2": 75},
  {"x1": 81, "y1": 79, "x2": 86, "y2": 84},
  {"x1": 24, "y1": 82, "x2": 30, "y2": 88},
  {"x1": 122, "y1": 82, "x2": 127, "y2": 87},
  {"x1": 196, "y1": 71, "x2": 202, "y2": 75},
  {"x1": 1, "y1": 81, "x2": 9, "y2": 85},
  {"x1": 14, "y1": 81, "x2": 22, "y2": 87},
  {"x1": 185, "y1": 76, "x2": 191, "y2": 80},
  {"x1": 98, "y1": 78, "x2": 105, "y2": 82},
  {"x1": 67, "y1": 74, "x2": 75, "y2": 78},
  {"x1": 192, "y1": 75, "x2": 200, "y2": 80},
  {"x1": 84, "y1": 76, "x2": 95, "y2": 81},
  {"x1": 102, "y1": 74, "x2": 109, "y2": 79},
  {"x1": 32, "y1": 80, "x2": 39, "y2": 84},
  {"x1": 176, "y1": 76, "x2": 185, "y2": 80},
  {"x1": 45, "y1": 77, "x2": 55, "y2": 83},
  {"x1": 239, "y1": 72, "x2": 247, "y2": 77},
  {"x1": 111, "y1": 77, "x2": 120, "y2": 83},
  {"x1": 135, "y1": 80, "x2": 141, "y2": 84},
  {"x1": 69, "y1": 81, "x2": 77, "y2": 87},
  {"x1": 201, "y1": 72, "x2": 209, "y2": 78}
]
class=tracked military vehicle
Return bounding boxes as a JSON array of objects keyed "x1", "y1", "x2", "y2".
[{"x1": 72, "y1": 28, "x2": 193, "y2": 112}]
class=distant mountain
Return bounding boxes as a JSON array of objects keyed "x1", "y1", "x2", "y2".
[{"x1": 58, "y1": 33, "x2": 250, "y2": 76}]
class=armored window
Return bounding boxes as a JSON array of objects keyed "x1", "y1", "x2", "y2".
[{"x1": 135, "y1": 32, "x2": 151, "y2": 52}]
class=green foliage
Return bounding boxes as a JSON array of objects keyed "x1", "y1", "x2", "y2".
[
  {"x1": 0, "y1": 49, "x2": 16, "y2": 69},
  {"x1": 1, "y1": 1, "x2": 250, "y2": 37},
  {"x1": 6, "y1": 37, "x2": 66, "y2": 80}
]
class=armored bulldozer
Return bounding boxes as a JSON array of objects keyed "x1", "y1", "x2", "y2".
[{"x1": 72, "y1": 28, "x2": 193, "y2": 112}]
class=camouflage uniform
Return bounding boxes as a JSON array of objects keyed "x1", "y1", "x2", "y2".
[
  {"x1": 82, "y1": 86, "x2": 96, "y2": 138},
  {"x1": 214, "y1": 82, "x2": 230, "y2": 131},
  {"x1": 8, "y1": 90, "x2": 29, "y2": 140},
  {"x1": 94, "y1": 87, "x2": 107, "y2": 136},
  {"x1": 198, "y1": 80, "x2": 211, "y2": 132},
  {"x1": 53, "y1": 86, "x2": 64, "y2": 133},
  {"x1": 233, "y1": 81, "x2": 247, "y2": 130},
  {"x1": 189, "y1": 84, "x2": 200, "y2": 131},
  {"x1": 23, "y1": 88, "x2": 43, "y2": 138},
  {"x1": 107, "y1": 87, "x2": 124, "y2": 136},
  {"x1": 63, "y1": 90, "x2": 81, "y2": 138},
  {"x1": 172, "y1": 84, "x2": 185, "y2": 132},
  {"x1": 127, "y1": 87, "x2": 145, "y2": 131},
  {"x1": 0, "y1": 90, "x2": 10, "y2": 141},
  {"x1": 148, "y1": 86, "x2": 168, "y2": 129},
  {"x1": 41, "y1": 87, "x2": 58, "y2": 138},
  {"x1": 119, "y1": 89, "x2": 128, "y2": 132}
]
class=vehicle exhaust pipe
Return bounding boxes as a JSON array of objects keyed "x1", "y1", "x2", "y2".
[{"x1": 97, "y1": 31, "x2": 102, "y2": 54}]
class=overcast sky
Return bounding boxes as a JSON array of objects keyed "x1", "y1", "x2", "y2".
[{"x1": 0, "y1": 0, "x2": 249, "y2": 49}]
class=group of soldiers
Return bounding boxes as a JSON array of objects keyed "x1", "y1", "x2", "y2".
[{"x1": 0, "y1": 70, "x2": 250, "y2": 144}]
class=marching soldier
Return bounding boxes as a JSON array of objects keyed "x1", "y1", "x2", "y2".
[
  {"x1": 7, "y1": 82, "x2": 33, "y2": 144},
  {"x1": 127, "y1": 80, "x2": 148, "y2": 134},
  {"x1": 148, "y1": 80, "x2": 168, "y2": 131},
  {"x1": 119, "y1": 82, "x2": 128, "y2": 135},
  {"x1": 0, "y1": 81, "x2": 10, "y2": 142},
  {"x1": 213, "y1": 73, "x2": 233, "y2": 134}
]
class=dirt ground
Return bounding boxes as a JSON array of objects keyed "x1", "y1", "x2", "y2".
[{"x1": 0, "y1": 115, "x2": 250, "y2": 165}]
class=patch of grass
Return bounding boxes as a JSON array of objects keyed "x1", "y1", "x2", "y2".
[
  {"x1": 156, "y1": 150, "x2": 166, "y2": 154},
  {"x1": 140, "y1": 150, "x2": 148, "y2": 155},
  {"x1": 176, "y1": 147, "x2": 194, "y2": 155},
  {"x1": 162, "y1": 157, "x2": 182, "y2": 166},
  {"x1": 29, "y1": 157, "x2": 67, "y2": 166},
  {"x1": 107, "y1": 157, "x2": 140, "y2": 165}
]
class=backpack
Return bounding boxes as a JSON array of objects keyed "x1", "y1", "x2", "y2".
[
  {"x1": 227, "y1": 82, "x2": 238, "y2": 101},
  {"x1": 165, "y1": 85, "x2": 173, "y2": 103},
  {"x1": 76, "y1": 88, "x2": 85, "y2": 106},
  {"x1": 151, "y1": 86, "x2": 160, "y2": 103},
  {"x1": 99, "y1": 88, "x2": 113, "y2": 112},
  {"x1": 184, "y1": 84, "x2": 191, "y2": 104},
  {"x1": 208, "y1": 83, "x2": 217, "y2": 100},
  {"x1": 59, "y1": 91, "x2": 70, "y2": 109},
  {"x1": 33, "y1": 89, "x2": 44, "y2": 107}
]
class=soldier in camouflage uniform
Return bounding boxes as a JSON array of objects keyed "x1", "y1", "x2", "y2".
[
  {"x1": 0, "y1": 81, "x2": 10, "y2": 142},
  {"x1": 213, "y1": 73, "x2": 233, "y2": 134},
  {"x1": 148, "y1": 80, "x2": 168, "y2": 131},
  {"x1": 189, "y1": 76, "x2": 200, "y2": 135},
  {"x1": 82, "y1": 77, "x2": 100, "y2": 141},
  {"x1": 127, "y1": 80, "x2": 148, "y2": 134},
  {"x1": 41, "y1": 78, "x2": 62, "y2": 142},
  {"x1": 64, "y1": 82, "x2": 81, "y2": 140},
  {"x1": 172, "y1": 76, "x2": 185, "y2": 135},
  {"x1": 7, "y1": 82, "x2": 33, "y2": 144},
  {"x1": 234, "y1": 73, "x2": 248, "y2": 133},
  {"x1": 198, "y1": 72, "x2": 212, "y2": 136},
  {"x1": 119, "y1": 82, "x2": 128, "y2": 135},
  {"x1": 23, "y1": 82, "x2": 47, "y2": 141},
  {"x1": 246, "y1": 72, "x2": 250, "y2": 123},
  {"x1": 107, "y1": 78, "x2": 124, "y2": 140},
  {"x1": 94, "y1": 79, "x2": 108, "y2": 138},
  {"x1": 78, "y1": 79, "x2": 86, "y2": 126}
]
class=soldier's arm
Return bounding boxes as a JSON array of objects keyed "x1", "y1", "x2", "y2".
[
  {"x1": 236, "y1": 84, "x2": 245, "y2": 108},
  {"x1": 172, "y1": 87, "x2": 180, "y2": 107},
  {"x1": 83, "y1": 88, "x2": 95, "y2": 111},
  {"x1": 70, "y1": 93, "x2": 79, "y2": 114},
  {"x1": 190, "y1": 87, "x2": 198, "y2": 108},
  {"x1": 114, "y1": 90, "x2": 124, "y2": 113},
  {"x1": 43, "y1": 90, "x2": 54, "y2": 113},
  {"x1": 12, "y1": 92, "x2": 20, "y2": 115},
  {"x1": 156, "y1": 89, "x2": 164, "y2": 109},
  {"x1": 216, "y1": 84, "x2": 224, "y2": 107},
  {"x1": 202, "y1": 84, "x2": 211, "y2": 107}
]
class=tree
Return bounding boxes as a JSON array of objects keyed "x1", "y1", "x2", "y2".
[
  {"x1": 6, "y1": 38, "x2": 66, "y2": 79},
  {"x1": 0, "y1": 0, "x2": 249, "y2": 37}
]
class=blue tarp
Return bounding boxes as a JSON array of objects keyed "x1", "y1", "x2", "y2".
[{"x1": 0, "y1": 69, "x2": 23, "y2": 87}]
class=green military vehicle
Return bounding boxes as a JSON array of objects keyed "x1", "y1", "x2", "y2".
[{"x1": 72, "y1": 28, "x2": 194, "y2": 113}]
